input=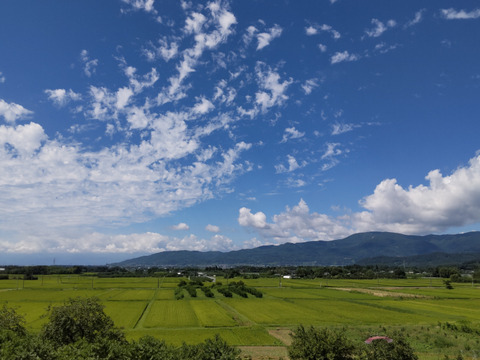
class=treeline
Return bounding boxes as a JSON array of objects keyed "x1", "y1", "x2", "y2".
[{"x1": 1, "y1": 264, "x2": 478, "y2": 282}]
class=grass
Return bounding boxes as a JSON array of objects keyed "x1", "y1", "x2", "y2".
[{"x1": 2, "y1": 275, "x2": 480, "y2": 359}]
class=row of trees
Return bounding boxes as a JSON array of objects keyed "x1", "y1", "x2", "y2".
[
  {"x1": 3, "y1": 264, "x2": 479, "y2": 281},
  {"x1": 0, "y1": 296, "x2": 422, "y2": 360}
]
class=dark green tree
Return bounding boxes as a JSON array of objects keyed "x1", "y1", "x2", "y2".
[
  {"x1": 288, "y1": 325, "x2": 356, "y2": 360},
  {"x1": 41, "y1": 297, "x2": 125, "y2": 346},
  {"x1": 0, "y1": 305, "x2": 26, "y2": 336}
]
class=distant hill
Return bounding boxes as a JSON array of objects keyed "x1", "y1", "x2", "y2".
[{"x1": 111, "y1": 231, "x2": 480, "y2": 267}]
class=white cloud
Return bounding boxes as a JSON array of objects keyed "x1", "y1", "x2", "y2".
[
  {"x1": 320, "y1": 24, "x2": 341, "y2": 39},
  {"x1": 365, "y1": 18, "x2": 396, "y2": 38},
  {"x1": 192, "y1": 97, "x2": 214, "y2": 114},
  {"x1": 275, "y1": 155, "x2": 304, "y2": 173},
  {"x1": 254, "y1": 62, "x2": 293, "y2": 113},
  {"x1": 239, "y1": 199, "x2": 351, "y2": 244},
  {"x1": 238, "y1": 207, "x2": 268, "y2": 229},
  {"x1": 0, "y1": 99, "x2": 33, "y2": 123},
  {"x1": 305, "y1": 26, "x2": 318, "y2": 35},
  {"x1": 355, "y1": 154, "x2": 480, "y2": 234},
  {"x1": 239, "y1": 153, "x2": 480, "y2": 245},
  {"x1": 0, "y1": 122, "x2": 47, "y2": 155},
  {"x1": 158, "y1": 39, "x2": 179, "y2": 61},
  {"x1": 185, "y1": 12, "x2": 207, "y2": 34},
  {"x1": 80, "y1": 50, "x2": 98, "y2": 77},
  {"x1": 404, "y1": 9, "x2": 425, "y2": 28},
  {"x1": 205, "y1": 224, "x2": 220, "y2": 233},
  {"x1": 172, "y1": 223, "x2": 190, "y2": 230},
  {"x1": 121, "y1": 0, "x2": 156, "y2": 13},
  {"x1": 330, "y1": 51, "x2": 359, "y2": 64},
  {"x1": 441, "y1": 8, "x2": 480, "y2": 20},
  {"x1": 0, "y1": 231, "x2": 237, "y2": 254},
  {"x1": 302, "y1": 78, "x2": 320, "y2": 95},
  {"x1": 256, "y1": 24, "x2": 283, "y2": 50},
  {"x1": 281, "y1": 127, "x2": 305, "y2": 143},
  {"x1": 318, "y1": 43, "x2": 327, "y2": 52},
  {"x1": 0, "y1": 72, "x2": 5, "y2": 83},
  {"x1": 45, "y1": 89, "x2": 82, "y2": 107},
  {"x1": 331, "y1": 122, "x2": 358, "y2": 135},
  {"x1": 157, "y1": 3, "x2": 236, "y2": 105}
]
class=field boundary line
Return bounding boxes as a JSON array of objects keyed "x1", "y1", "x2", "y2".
[
  {"x1": 133, "y1": 289, "x2": 158, "y2": 329},
  {"x1": 215, "y1": 299, "x2": 255, "y2": 326}
]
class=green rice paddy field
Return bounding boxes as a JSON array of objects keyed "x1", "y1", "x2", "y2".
[{"x1": 1, "y1": 276, "x2": 480, "y2": 359}]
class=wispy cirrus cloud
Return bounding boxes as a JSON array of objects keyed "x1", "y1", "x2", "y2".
[{"x1": 404, "y1": 9, "x2": 425, "y2": 28}]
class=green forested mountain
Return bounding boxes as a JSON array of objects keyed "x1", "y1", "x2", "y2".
[{"x1": 112, "y1": 231, "x2": 480, "y2": 267}]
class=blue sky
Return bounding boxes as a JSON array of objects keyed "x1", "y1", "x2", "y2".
[{"x1": 1, "y1": 0, "x2": 480, "y2": 265}]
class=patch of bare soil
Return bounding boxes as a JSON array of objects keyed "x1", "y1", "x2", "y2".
[
  {"x1": 268, "y1": 328, "x2": 293, "y2": 346},
  {"x1": 333, "y1": 287, "x2": 427, "y2": 298}
]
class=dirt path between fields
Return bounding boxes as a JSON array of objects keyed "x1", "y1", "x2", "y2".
[{"x1": 333, "y1": 287, "x2": 428, "y2": 298}]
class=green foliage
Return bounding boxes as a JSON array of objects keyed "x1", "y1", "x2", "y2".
[
  {"x1": 289, "y1": 326, "x2": 418, "y2": 360},
  {"x1": 288, "y1": 325, "x2": 356, "y2": 360},
  {"x1": 0, "y1": 305, "x2": 26, "y2": 336},
  {"x1": 128, "y1": 336, "x2": 177, "y2": 360},
  {"x1": 358, "y1": 332, "x2": 418, "y2": 360},
  {"x1": 41, "y1": 297, "x2": 125, "y2": 346}
]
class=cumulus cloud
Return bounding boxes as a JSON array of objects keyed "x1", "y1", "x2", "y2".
[
  {"x1": 256, "y1": 24, "x2": 282, "y2": 50},
  {"x1": 440, "y1": 8, "x2": 480, "y2": 20},
  {"x1": 0, "y1": 122, "x2": 47, "y2": 155},
  {"x1": 254, "y1": 62, "x2": 293, "y2": 113},
  {"x1": 121, "y1": 0, "x2": 156, "y2": 13},
  {"x1": 239, "y1": 199, "x2": 351, "y2": 244},
  {"x1": 0, "y1": 72, "x2": 5, "y2": 83},
  {"x1": 0, "y1": 99, "x2": 33, "y2": 123},
  {"x1": 205, "y1": 224, "x2": 220, "y2": 233},
  {"x1": 45, "y1": 89, "x2": 82, "y2": 107},
  {"x1": 330, "y1": 51, "x2": 359, "y2": 64},
  {"x1": 275, "y1": 155, "x2": 305, "y2": 173},
  {"x1": 192, "y1": 97, "x2": 214, "y2": 114},
  {"x1": 172, "y1": 223, "x2": 190, "y2": 230},
  {"x1": 305, "y1": 26, "x2": 318, "y2": 35},
  {"x1": 365, "y1": 18, "x2": 396, "y2": 38},
  {"x1": 281, "y1": 127, "x2": 305, "y2": 143},
  {"x1": 306, "y1": 23, "x2": 340, "y2": 39},
  {"x1": 239, "y1": 153, "x2": 480, "y2": 245}
]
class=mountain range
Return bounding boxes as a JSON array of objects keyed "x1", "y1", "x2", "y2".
[{"x1": 111, "y1": 231, "x2": 480, "y2": 267}]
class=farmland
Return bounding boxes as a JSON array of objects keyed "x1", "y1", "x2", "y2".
[{"x1": 1, "y1": 276, "x2": 480, "y2": 359}]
